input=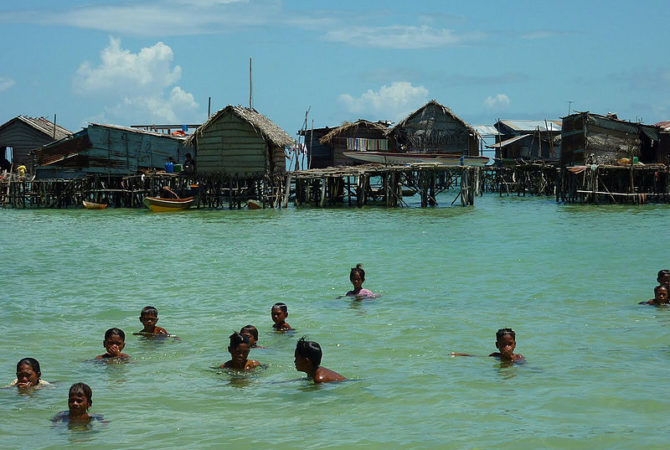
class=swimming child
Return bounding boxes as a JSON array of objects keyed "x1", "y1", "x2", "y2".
[
  {"x1": 219, "y1": 332, "x2": 261, "y2": 371},
  {"x1": 96, "y1": 328, "x2": 129, "y2": 359},
  {"x1": 52, "y1": 383, "x2": 103, "y2": 424},
  {"x1": 271, "y1": 303, "x2": 292, "y2": 331},
  {"x1": 451, "y1": 328, "x2": 525, "y2": 363},
  {"x1": 135, "y1": 306, "x2": 168, "y2": 336},
  {"x1": 294, "y1": 337, "x2": 346, "y2": 383},
  {"x1": 240, "y1": 325, "x2": 267, "y2": 349},
  {"x1": 640, "y1": 284, "x2": 670, "y2": 306},
  {"x1": 12, "y1": 358, "x2": 49, "y2": 389},
  {"x1": 657, "y1": 270, "x2": 670, "y2": 288},
  {"x1": 346, "y1": 264, "x2": 375, "y2": 298}
]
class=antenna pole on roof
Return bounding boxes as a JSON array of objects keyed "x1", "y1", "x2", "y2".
[
  {"x1": 53, "y1": 114, "x2": 57, "y2": 139},
  {"x1": 567, "y1": 100, "x2": 574, "y2": 115},
  {"x1": 208, "y1": 97, "x2": 211, "y2": 117},
  {"x1": 249, "y1": 57, "x2": 253, "y2": 109}
]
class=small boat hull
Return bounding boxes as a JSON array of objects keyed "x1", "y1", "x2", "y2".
[
  {"x1": 83, "y1": 201, "x2": 107, "y2": 209},
  {"x1": 143, "y1": 196, "x2": 194, "y2": 212},
  {"x1": 343, "y1": 151, "x2": 489, "y2": 166}
]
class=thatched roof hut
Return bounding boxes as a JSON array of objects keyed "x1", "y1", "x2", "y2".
[
  {"x1": 387, "y1": 100, "x2": 479, "y2": 155},
  {"x1": 319, "y1": 119, "x2": 390, "y2": 166},
  {"x1": 187, "y1": 105, "x2": 293, "y2": 176}
]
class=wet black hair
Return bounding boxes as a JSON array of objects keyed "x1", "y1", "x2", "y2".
[
  {"x1": 16, "y1": 358, "x2": 41, "y2": 374},
  {"x1": 140, "y1": 306, "x2": 159, "y2": 317},
  {"x1": 272, "y1": 302, "x2": 288, "y2": 313},
  {"x1": 657, "y1": 270, "x2": 670, "y2": 281},
  {"x1": 240, "y1": 325, "x2": 258, "y2": 340},
  {"x1": 655, "y1": 284, "x2": 669, "y2": 293},
  {"x1": 69, "y1": 383, "x2": 92, "y2": 406},
  {"x1": 104, "y1": 328, "x2": 125, "y2": 341},
  {"x1": 350, "y1": 264, "x2": 365, "y2": 280},
  {"x1": 496, "y1": 328, "x2": 516, "y2": 341},
  {"x1": 229, "y1": 331, "x2": 250, "y2": 349},
  {"x1": 295, "y1": 337, "x2": 322, "y2": 367}
]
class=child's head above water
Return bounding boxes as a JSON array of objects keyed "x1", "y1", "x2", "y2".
[
  {"x1": 654, "y1": 284, "x2": 670, "y2": 304},
  {"x1": 68, "y1": 382, "x2": 92, "y2": 416},
  {"x1": 139, "y1": 306, "x2": 159, "y2": 329},
  {"x1": 271, "y1": 303, "x2": 289, "y2": 326},
  {"x1": 495, "y1": 328, "x2": 517, "y2": 358},
  {"x1": 657, "y1": 270, "x2": 670, "y2": 286},
  {"x1": 228, "y1": 331, "x2": 251, "y2": 365},
  {"x1": 350, "y1": 264, "x2": 366, "y2": 288},
  {"x1": 16, "y1": 358, "x2": 41, "y2": 389},
  {"x1": 102, "y1": 328, "x2": 127, "y2": 357},
  {"x1": 240, "y1": 325, "x2": 258, "y2": 345},
  {"x1": 295, "y1": 337, "x2": 322, "y2": 368}
]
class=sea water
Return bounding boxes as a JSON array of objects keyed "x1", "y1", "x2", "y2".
[{"x1": 1, "y1": 194, "x2": 669, "y2": 448}]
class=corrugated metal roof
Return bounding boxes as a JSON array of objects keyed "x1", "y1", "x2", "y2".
[
  {"x1": 473, "y1": 125, "x2": 500, "y2": 137},
  {"x1": 654, "y1": 121, "x2": 670, "y2": 131},
  {"x1": 497, "y1": 119, "x2": 561, "y2": 132}
]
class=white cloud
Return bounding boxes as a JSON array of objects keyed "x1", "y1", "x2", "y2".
[
  {"x1": 339, "y1": 82, "x2": 429, "y2": 121},
  {"x1": 0, "y1": 76, "x2": 16, "y2": 92},
  {"x1": 74, "y1": 38, "x2": 198, "y2": 124},
  {"x1": 325, "y1": 25, "x2": 484, "y2": 49},
  {"x1": 484, "y1": 94, "x2": 510, "y2": 109}
]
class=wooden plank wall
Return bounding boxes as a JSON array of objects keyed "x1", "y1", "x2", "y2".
[
  {"x1": 0, "y1": 121, "x2": 55, "y2": 166},
  {"x1": 196, "y1": 113, "x2": 268, "y2": 176}
]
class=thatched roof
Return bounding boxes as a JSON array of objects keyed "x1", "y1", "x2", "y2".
[
  {"x1": 185, "y1": 105, "x2": 293, "y2": 147},
  {"x1": 387, "y1": 100, "x2": 478, "y2": 136},
  {"x1": 320, "y1": 119, "x2": 389, "y2": 145},
  {"x1": 0, "y1": 115, "x2": 71, "y2": 140}
]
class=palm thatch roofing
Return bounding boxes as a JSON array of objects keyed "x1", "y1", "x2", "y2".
[
  {"x1": 320, "y1": 119, "x2": 389, "y2": 145},
  {"x1": 185, "y1": 105, "x2": 293, "y2": 147},
  {"x1": 387, "y1": 100, "x2": 478, "y2": 137}
]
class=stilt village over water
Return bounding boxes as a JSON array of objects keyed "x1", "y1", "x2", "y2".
[{"x1": 1, "y1": 98, "x2": 670, "y2": 210}]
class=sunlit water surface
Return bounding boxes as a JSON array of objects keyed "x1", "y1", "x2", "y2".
[{"x1": 1, "y1": 194, "x2": 669, "y2": 448}]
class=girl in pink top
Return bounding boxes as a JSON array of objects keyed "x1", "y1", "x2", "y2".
[{"x1": 346, "y1": 264, "x2": 375, "y2": 298}]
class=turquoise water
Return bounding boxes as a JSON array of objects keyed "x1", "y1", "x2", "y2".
[{"x1": 1, "y1": 194, "x2": 669, "y2": 448}]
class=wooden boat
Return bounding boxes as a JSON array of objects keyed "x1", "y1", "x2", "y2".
[
  {"x1": 248, "y1": 199, "x2": 263, "y2": 210},
  {"x1": 343, "y1": 151, "x2": 489, "y2": 166},
  {"x1": 142, "y1": 196, "x2": 194, "y2": 212},
  {"x1": 82, "y1": 201, "x2": 108, "y2": 209}
]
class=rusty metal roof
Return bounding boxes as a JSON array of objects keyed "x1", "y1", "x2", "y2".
[
  {"x1": 0, "y1": 115, "x2": 72, "y2": 140},
  {"x1": 496, "y1": 119, "x2": 561, "y2": 132}
]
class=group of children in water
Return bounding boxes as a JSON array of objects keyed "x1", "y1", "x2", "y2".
[{"x1": 11, "y1": 266, "x2": 667, "y2": 424}]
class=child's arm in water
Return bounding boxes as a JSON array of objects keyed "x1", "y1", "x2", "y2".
[{"x1": 450, "y1": 352, "x2": 477, "y2": 357}]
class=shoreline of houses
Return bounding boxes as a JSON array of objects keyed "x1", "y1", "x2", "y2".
[{"x1": 1, "y1": 100, "x2": 669, "y2": 208}]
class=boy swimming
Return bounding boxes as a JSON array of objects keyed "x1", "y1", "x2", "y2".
[
  {"x1": 271, "y1": 303, "x2": 292, "y2": 331},
  {"x1": 657, "y1": 270, "x2": 670, "y2": 288},
  {"x1": 219, "y1": 332, "x2": 261, "y2": 371},
  {"x1": 240, "y1": 325, "x2": 267, "y2": 349},
  {"x1": 52, "y1": 383, "x2": 103, "y2": 424},
  {"x1": 11, "y1": 358, "x2": 49, "y2": 389},
  {"x1": 96, "y1": 328, "x2": 129, "y2": 359},
  {"x1": 346, "y1": 264, "x2": 375, "y2": 298},
  {"x1": 294, "y1": 337, "x2": 346, "y2": 383},
  {"x1": 134, "y1": 306, "x2": 168, "y2": 336},
  {"x1": 451, "y1": 328, "x2": 525, "y2": 363},
  {"x1": 640, "y1": 284, "x2": 670, "y2": 306}
]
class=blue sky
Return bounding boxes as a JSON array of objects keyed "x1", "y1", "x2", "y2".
[{"x1": 1, "y1": 0, "x2": 669, "y2": 138}]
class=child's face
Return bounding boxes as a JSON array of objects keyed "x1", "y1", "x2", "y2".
[
  {"x1": 229, "y1": 343, "x2": 251, "y2": 365},
  {"x1": 16, "y1": 363, "x2": 40, "y2": 389},
  {"x1": 660, "y1": 274, "x2": 670, "y2": 286},
  {"x1": 294, "y1": 352, "x2": 311, "y2": 373},
  {"x1": 240, "y1": 331, "x2": 257, "y2": 346},
  {"x1": 272, "y1": 307, "x2": 287, "y2": 325},
  {"x1": 68, "y1": 391, "x2": 90, "y2": 415},
  {"x1": 350, "y1": 272, "x2": 364, "y2": 290},
  {"x1": 104, "y1": 334, "x2": 125, "y2": 354},
  {"x1": 496, "y1": 335, "x2": 516, "y2": 358},
  {"x1": 140, "y1": 313, "x2": 158, "y2": 330},
  {"x1": 655, "y1": 288, "x2": 669, "y2": 303}
]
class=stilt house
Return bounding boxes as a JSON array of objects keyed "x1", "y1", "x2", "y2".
[
  {"x1": 561, "y1": 112, "x2": 660, "y2": 166},
  {"x1": 319, "y1": 120, "x2": 390, "y2": 166},
  {"x1": 186, "y1": 106, "x2": 293, "y2": 177},
  {"x1": 386, "y1": 100, "x2": 479, "y2": 155},
  {"x1": 491, "y1": 119, "x2": 561, "y2": 161},
  {"x1": 0, "y1": 116, "x2": 71, "y2": 167},
  {"x1": 34, "y1": 123, "x2": 187, "y2": 179},
  {"x1": 298, "y1": 126, "x2": 333, "y2": 169}
]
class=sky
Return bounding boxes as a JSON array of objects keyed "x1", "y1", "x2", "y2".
[{"x1": 1, "y1": 0, "x2": 669, "y2": 140}]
